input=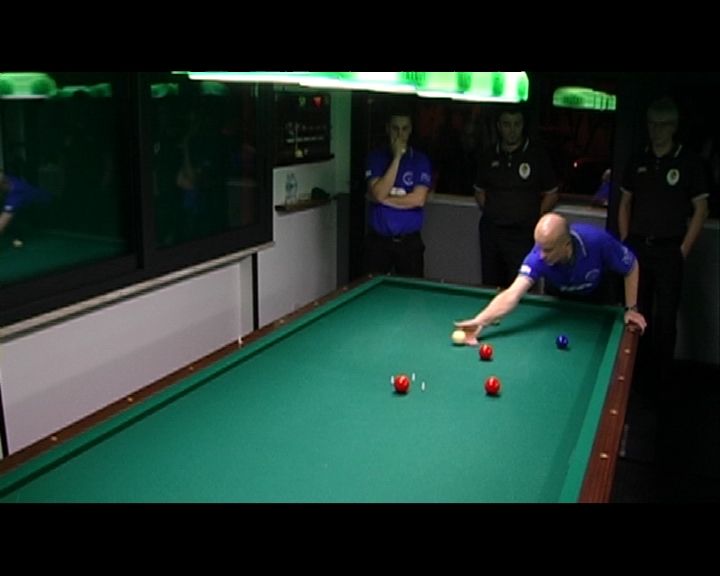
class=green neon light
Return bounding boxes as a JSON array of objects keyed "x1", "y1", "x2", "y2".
[
  {"x1": 200, "y1": 81, "x2": 228, "y2": 96},
  {"x1": 151, "y1": 83, "x2": 180, "y2": 98},
  {"x1": 181, "y1": 71, "x2": 529, "y2": 102},
  {"x1": 553, "y1": 86, "x2": 616, "y2": 111},
  {"x1": 452, "y1": 72, "x2": 529, "y2": 103},
  {"x1": 0, "y1": 72, "x2": 57, "y2": 99},
  {"x1": 54, "y1": 83, "x2": 113, "y2": 99},
  {"x1": 299, "y1": 72, "x2": 416, "y2": 93},
  {"x1": 415, "y1": 71, "x2": 458, "y2": 95},
  {"x1": 186, "y1": 71, "x2": 312, "y2": 84}
]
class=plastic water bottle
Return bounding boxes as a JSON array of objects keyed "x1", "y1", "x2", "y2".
[{"x1": 285, "y1": 172, "x2": 298, "y2": 206}]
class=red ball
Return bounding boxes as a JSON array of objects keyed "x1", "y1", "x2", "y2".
[
  {"x1": 394, "y1": 374, "x2": 411, "y2": 394},
  {"x1": 484, "y1": 376, "x2": 501, "y2": 396},
  {"x1": 479, "y1": 344, "x2": 493, "y2": 361}
]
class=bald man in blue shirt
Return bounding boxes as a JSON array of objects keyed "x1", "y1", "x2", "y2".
[{"x1": 455, "y1": 212, "x2": 647, "y2": 345}]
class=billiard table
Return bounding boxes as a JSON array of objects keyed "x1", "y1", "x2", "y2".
[{"x1": 0, "y1": 275, "x2": 638, "y2": 502}]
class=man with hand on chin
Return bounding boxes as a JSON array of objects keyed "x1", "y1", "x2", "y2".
[{"x1": 363, "y1": 108, "x2": 432, "y2": 278}]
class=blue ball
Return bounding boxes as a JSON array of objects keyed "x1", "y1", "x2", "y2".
[{"x1": 556, "y1": 334, "x2": 569, "y2": 350}]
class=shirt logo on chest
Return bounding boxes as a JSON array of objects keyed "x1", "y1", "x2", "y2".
[
  {"x1": 666, "y1": 168, "x2": 680, "y2": 186},
  {"x1": 401, "y1": 171, "x2": 414, "y2": 188},
  {"x1": 621, "y1": 246, "x2": 634, "y2": 266},
  {"x1": 585, "y1": 269, "x2": 601, "y2": 283},
  {"x1": 518, "y1": 162, "x2": 531, "y2": 180}
]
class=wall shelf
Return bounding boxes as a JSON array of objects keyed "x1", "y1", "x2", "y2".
[
  {"x1": 274, "y1": 154, "x2": 334, "y2": 168},
  {"x1": 274, "y1": 197, "x2": 333, "y2": 214}
]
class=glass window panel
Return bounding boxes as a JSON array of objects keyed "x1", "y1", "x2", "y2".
[
  {"x1": 536, "y1": 75, "x2": 617, "y2": 203},
  {"x1": 147, "y1": 74, "x2": 262, "y2": 248},
  {"x1": 0, "y1": 72, "x2": 132, "y2": 285}
]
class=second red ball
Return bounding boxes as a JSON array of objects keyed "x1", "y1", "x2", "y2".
[{"x1": 485, "y1": 376, "x2": 501, "y2": 396}]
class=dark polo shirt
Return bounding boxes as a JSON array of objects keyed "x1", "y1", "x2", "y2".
[{"x1": 474, "y1": 137, "x2": 557, "y2": 229}]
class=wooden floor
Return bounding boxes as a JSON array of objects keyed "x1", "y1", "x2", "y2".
[{"x1": 610, "y1": 360, "x2": 720, "y2": 503}]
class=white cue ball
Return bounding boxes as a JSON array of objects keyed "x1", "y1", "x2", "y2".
[
  {"x1": 451, "y1": 329, "x2": 466, "y2": 345},
  {"x1": 12, "y1": 239, "x2": 23, "y2": 248}
]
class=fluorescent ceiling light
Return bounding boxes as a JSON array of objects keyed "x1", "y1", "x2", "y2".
[
  {"x1": 185, "y1": 71, "x2": 311, "y2": 84},
  {"x1": 300, "y1": 72, "x2": 415, "y2": 93},
  {"x1": 452, "y1": 72, "x2": 529, "y2": 102},
  {"x1": 178, "y1": 71, "x2": 529, "y2": 102}
]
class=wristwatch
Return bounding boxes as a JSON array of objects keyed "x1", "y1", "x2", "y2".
[{"x1": 624, "y1": 304, "x2": 638, "y2": 312}]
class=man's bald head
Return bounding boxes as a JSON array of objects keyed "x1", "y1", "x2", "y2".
[
  {"x1": 535, "y1": 213, "x2": 569, "y2": 243},
  {"x1": 534, "y1": 213, "x2": 572, "y2": 265}
]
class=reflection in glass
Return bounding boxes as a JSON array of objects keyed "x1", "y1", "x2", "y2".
[
  {"x1": 149, "y1": 76, "x2": 260, "y2": 248},
  {"x1": 0, "y1": 72, "x2": 129, "y2": 285}
]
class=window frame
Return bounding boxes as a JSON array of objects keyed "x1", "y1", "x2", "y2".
[{"x1": 0, "y1": 73, "x2": 274, "y2": 327}]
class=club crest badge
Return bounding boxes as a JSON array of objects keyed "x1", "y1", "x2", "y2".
[
  {"x1": 519, "y1": 162, "x2": 531, "y2": 180},
  {"x1": 666, "y1": 168, "x2": 680, "y2": 186}
]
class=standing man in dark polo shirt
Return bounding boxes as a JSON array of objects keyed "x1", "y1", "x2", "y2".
[
  {"x1": 363, "y1": 109, "x2": 433, "y2": 277},
  {"x1": 474, "y1": 107, "x2": 559, "y2": 288},
  {"x1": 619, "y1": 97, "x2": 709, "y2": 403}
]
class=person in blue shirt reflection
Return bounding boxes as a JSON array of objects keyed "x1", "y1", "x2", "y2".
[
  {"x1": 454, "y1": 212, "x2": 647, "y2": 345},
  {"x1": 0, "y1": 171, "x2": 52, "y2": 242},
  {"x1": 592, "y1": 168, "x2": 612, "y2": 207}
]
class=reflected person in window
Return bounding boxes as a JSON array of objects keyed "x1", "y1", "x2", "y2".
[
  {"x1": 592, "y1": 168, "x2": 612, "y2": 207},
  {"x1": 0, "y1": 171, "x2": 52, "y2": 245}
]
